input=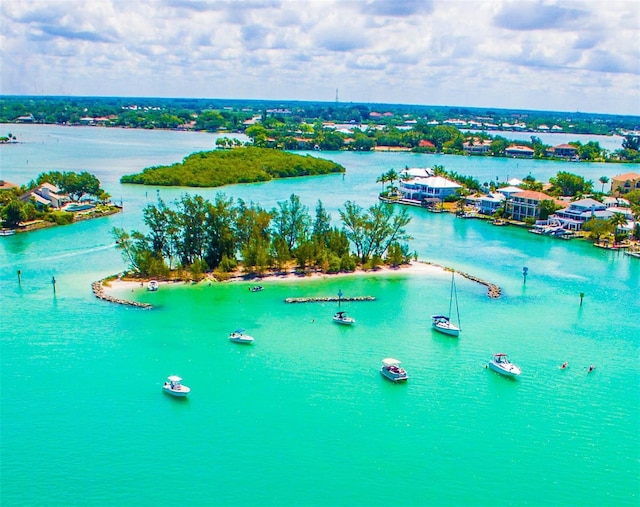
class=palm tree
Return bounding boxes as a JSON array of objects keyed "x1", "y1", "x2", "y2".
[
  {"x1": 432, "y1": 165, "x2": 446, "y2": 177},
  {"x1": 599, "y1": 175, "x2": 610, "y2": 193},
  {"x1": 609, "y1": 212, "x2": 628, "y2": 231},
  {"x1": 385, "y1": 169, "x2": 399, "y2": 189},
  {"x1": 376, "y1": 173, "x2": 388, "y2": 193}
]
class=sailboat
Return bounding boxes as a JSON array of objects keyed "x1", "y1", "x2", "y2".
[{"x1": 432, "y1": 272, "x2": 461, "y2": 337}]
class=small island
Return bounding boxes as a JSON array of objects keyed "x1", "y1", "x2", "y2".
[{"x1": 120, "y1": 146, "x2": 345, "y2": 187}]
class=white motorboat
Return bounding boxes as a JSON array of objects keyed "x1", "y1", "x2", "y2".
[
  {"x1": 487, "y1": 353, "x2": 521, "y2": 377},
  {"x1": 147, "y1": 280, "x2": 159, "y2": 291},
  {"x1": 432, "y1": 272, "x2": 461, "y2": 337},
  {"x1": 333, "y1": 311, "x2": 355, "y2": 325},
  {"x1": 380, "y1": 358, "x2": 408, "y2": 382},
  {"x1": 162, "y1": 375, "x2": 190, "y2": 397},
  {"x1": 229, "y1": 329, "x2": 254, "y2": 344}
]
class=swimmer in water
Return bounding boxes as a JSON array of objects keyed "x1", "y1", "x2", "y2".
[
  {"x1": 587, "y1": 365, "x2": 595, "y2": 373},
  {"x1": 561, "y1": 362, "x2": 568, "y2": 369}
]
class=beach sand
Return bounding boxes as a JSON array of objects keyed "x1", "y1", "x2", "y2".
[{"x1": 101, "y1": 261, "x2": 446, "y2": 295}]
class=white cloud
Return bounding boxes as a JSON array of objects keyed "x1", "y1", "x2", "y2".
[{"x1": 0, "y1": 0, "x2": 638, "y2": 115}]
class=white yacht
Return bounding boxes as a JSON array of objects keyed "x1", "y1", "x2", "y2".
[
  {"x1": 229, "y1": 329, "x2": 255, "y2": 344},
  {"x1": 487, "y1": 353, "x2": 521, "y2": 377}
]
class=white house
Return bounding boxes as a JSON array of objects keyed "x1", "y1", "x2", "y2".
[
  {"x1": 551, "y1": 198, "x2": 612, "y2": 231},
  {"x1": 399, "y1": 175, "x2": 462, "y2": 202}
]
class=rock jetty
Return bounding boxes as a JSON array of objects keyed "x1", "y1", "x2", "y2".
[
  {"x1": 285, "y1": 296, "x2": 376, "y2": 303},
  {"x1": 419, "y1": 261, "x2": 502, "y2": 298},
  {"x1": 92, "y1": 279, "x2": 152, "y2": 309}
]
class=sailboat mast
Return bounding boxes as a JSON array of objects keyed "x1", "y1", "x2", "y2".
[
  {"x1": 448, "y1": 272, "x2": 454, "y2": 317},
  {"x1": 454, "y1": 275, "x2": 461, "y2": 330}
]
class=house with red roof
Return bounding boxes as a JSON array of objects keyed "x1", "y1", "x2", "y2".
[
  {"x1": 505, "y1": 145, "x2": 535, "y2": 158},
  {"x1": 546, "y1": 144, "x2": 578, "y2": 158},
  {"x1": 508, "y1": 190, "x2": 557, "y2": 222}
]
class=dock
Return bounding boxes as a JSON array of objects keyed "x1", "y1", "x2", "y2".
[{"x1": 285, "y1": 296, "x2": 376, "y2": 303}]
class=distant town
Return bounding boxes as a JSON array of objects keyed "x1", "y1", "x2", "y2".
[{"x1": 1, "y1": 96, "x2": 639, "y2": 163}]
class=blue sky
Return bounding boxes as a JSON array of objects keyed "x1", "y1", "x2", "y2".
[{"x1": 1, "y1": 0, "x2": 639, "y2": 116}]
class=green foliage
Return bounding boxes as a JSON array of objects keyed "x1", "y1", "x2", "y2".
[
  {"x1": 35, "y1": 171, "x2": 102, "y2": 201},
  {"x1": 548, "y1": 171, "x2": 593, "y2": 197},
  {"x1": 2, "y1": 199, "x2": 26, "y2": 227},
  {"x1": 49, "y1": 211, "x2": 74, "y2": 225},
  {"x1": 582, "y1": 218, "x2": 613, "y2": 242},
  {"x1": 120, "y1": 147, "x2": 345, "y2": 187},
  {"x1": 538, "y1": 199, "x2": 562, "y2": 220}
]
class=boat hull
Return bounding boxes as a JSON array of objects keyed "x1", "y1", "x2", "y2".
[
  {"x1": 380, "y1": 369, "x2": 408, "y2": 382},
  {"x1": 432, "y1": 321, "x2": 460, "y2": 336},
  {"x1": 163, "y1": 386, "x2": 190, "y2": 397},
  {"x1": 488, "y1": 361, "x2": 521, "y2": 377},
  {"x1": 230, "y1": 337, "x2": 254, "y2": 344},
  {"x1": 333, "y1": 318, "x2": 355, "y2": 325}
]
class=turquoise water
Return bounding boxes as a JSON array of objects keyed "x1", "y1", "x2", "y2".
[{"x1": 1, "y1": 126, "x2": 639, "y2": 506}]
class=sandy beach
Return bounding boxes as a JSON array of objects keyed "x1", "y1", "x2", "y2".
[{"x1": 101, "y1": 261, "x2": 448, "y2": 296}]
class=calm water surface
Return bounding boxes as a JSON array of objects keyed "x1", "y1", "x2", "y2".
[{"x1": 1, "y1": 126, "x2": 639, "y2": 506}]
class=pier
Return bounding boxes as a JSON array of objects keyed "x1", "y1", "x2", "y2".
[{"x1": 285, "y1": 296, "x2": 376, "y2": 303}]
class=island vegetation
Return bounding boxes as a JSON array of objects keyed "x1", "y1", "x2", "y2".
[
  {"x1": 0, "y1": 170, "x2": 118, "y2": 231},
  {"x1": 120, "y1": 146, "x2": 345, "y2": 187},
  {"x1": 112, "y1": 193, "x2": 413, "y2": 280}
]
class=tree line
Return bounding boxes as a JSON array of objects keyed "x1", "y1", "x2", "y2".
[{"x1": 112, "y1": 193, "x2": 414, "y2": 279}]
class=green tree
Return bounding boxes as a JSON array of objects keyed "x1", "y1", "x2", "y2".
[
  {"x1": 609, "y1": 212, "x2": 628, "y2": 242},
  {"x1": 203, "y1": 193, "x2": 238, "y2": 270},
  {"x1": 3, "y1": 199, "x2": 26, "y2": 227},
  {"x1": 272, "y1": 194, "x2": 310, "y2": 252},
  {"x1": 548, "y1": 171, "x2": 593, "y2": 197},
  {"x1": 538, "y1": 199, "x2": 561, "y2": 220},
  {"x1": 599, "y1": 176, "x2": 610, "y2": 193},
  {"x1": 582, "y1": 218, "x2": 612, "y2": 243}
]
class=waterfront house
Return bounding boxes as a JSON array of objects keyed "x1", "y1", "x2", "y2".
[
  {"x1": 399, "y1": 175, "x2": 462, "y2": 202},
  {"x1": 551, "y1": 198, "x2": 611, "y2": 231},
  {"x1": 19, "y1": 183, "x2": 68, "y2": 209},
  {"x1": 508, "y1": 190, "x2": 556, "y2": 222},
  {"x1": 496, "y1": 185, "x2": 524, "y2": 199},
  {"x1": 0, "y1": 180, "x2": 19, "y2": 191},
  {"x1": 463, "y1": 139, "x2": 492, "y2": 155},
  {"x1": 546, "y1": 144, "x2": 578, "y2": 159},
  {"x1": 505, "y1": 145, "x2": 535, "y2": 158},
  {"x1": 476, "y1": 192, "x2": 506, "y2": 215},
  {"x1": 610, "y1": 172, "x2": 640, "y2": 195}
]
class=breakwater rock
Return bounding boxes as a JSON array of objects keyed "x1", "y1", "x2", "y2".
[
  {"x1": 457, "y1": 273, "x2": 502, "y2": 298},
  {"x1": 419, "y1": 261, "x2": 502, "y2": 298},
  {"x1": 92, "y1": 280, "x2": 152, "y2": 309},
  {"x1": 285, "y1": 296, "x2": 376, "y2": 304}
]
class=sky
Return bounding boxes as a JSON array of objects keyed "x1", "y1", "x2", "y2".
[{"x1": 1, "y1": 0, "x2": 639, "y2": 116}]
